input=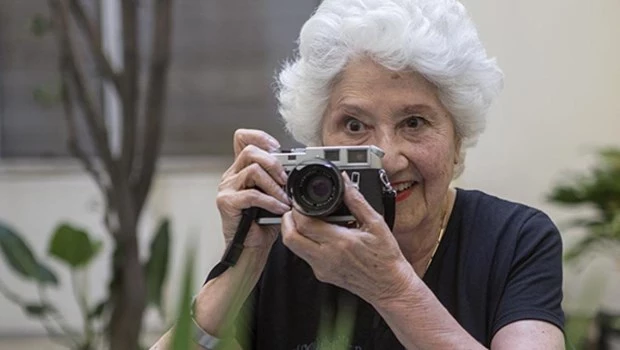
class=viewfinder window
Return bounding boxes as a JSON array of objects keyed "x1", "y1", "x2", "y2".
[
  {"x1": 325, "y1": 150, "x2": 340, "y2": 161},
  {"x1": 348, "y1": 149, "x2": 367, "y2": 163}
]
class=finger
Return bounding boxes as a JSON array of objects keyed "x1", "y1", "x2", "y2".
[
  {"x1": 341, "y1": 172, "x2": 386, "y2": 232},
  {"x1": 281, "y1": 211, "x2": 319, "y2": 261},
  {"x1": 229, "y1": 145, "x2": 288, "y2": 186},
  {"x1": 233, "y1": 129, "x2": 280, "y2": 157},
  {"x1": 291, "y1": 209, "x2": 350, "y2": 244},
  {"x1": 217, "y1": 188, "x2": 290, "y2": 216},
  {"x1": 236, "y1": 163, "x2": 290, "y2": 205}
]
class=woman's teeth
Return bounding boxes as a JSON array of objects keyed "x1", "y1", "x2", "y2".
[{"x1": 394, "y1": 182, "x2": 414, "y2": 192}]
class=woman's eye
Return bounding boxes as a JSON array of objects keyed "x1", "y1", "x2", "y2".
[
  {"x1": 405, "y1": 116, "x2": 425, "y2": 129},
  {"x1": 345, "y1": 118, "x2": 365, "y2": 133}
]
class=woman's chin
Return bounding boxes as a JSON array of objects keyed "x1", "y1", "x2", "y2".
[{"x1": 392, "y1": 184, "x2": 426, "y2": 234}]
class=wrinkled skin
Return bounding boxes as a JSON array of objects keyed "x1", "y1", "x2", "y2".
[
  {"x1": 280, "y1": 56, "x2": 460, "y2": 302},
  {"x1": 215, "y1": 56, "x2": 460, "y2": 303},
  {"x1": 216, "y1": 129, "x2": 291, "y2": 249}
]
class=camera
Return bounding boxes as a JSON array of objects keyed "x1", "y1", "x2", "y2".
[{"x1": 255, "y1": 145, "x2": 395, "y2": 226}]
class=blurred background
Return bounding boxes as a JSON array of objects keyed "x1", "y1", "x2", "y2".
[{"x1": 0, "y1": 0, "x2": 618, "y2": 349}]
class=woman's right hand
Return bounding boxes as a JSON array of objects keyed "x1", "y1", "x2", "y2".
[{"x1": 216, "y1": 129, "x2": 291, "y2": 250}]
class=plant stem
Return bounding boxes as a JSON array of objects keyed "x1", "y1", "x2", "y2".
[
  {"x1": 0, "y1": 277, "x2": 81, "y2": 348},
  {"x1": 71, "y1": 269, "x2": 94, "y2": 348},
  {"x1": 0, "y1": 276, "x2": 25, "y2": 305},
  {"x1": 37, "y1": 285, "x2": 82, "y2": 347},
  {"x1": 37, "y1": 314, "x2": 76, "y2": 348}
]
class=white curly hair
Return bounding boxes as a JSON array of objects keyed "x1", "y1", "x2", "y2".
[{"x1": 276, "y1": 0, "x2": 504, "y2": 178}]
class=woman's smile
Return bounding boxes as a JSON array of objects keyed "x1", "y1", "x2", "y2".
[{"x1": 393, "y1": 180, "x2": 417, "y2": 202}]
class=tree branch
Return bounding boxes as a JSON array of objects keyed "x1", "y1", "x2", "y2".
[
  {"x1": 133, "y1": 0, "x2": 173, "y2": 215},
  {"x1": 120, "y1": 0, "x2": 139, "y2": 179},
  {"x1": 59, "y1": 62, "x2": 108, "y2": 194},
  {"x1": 49, "y1": 0, "x2": 119, "y2": 185},
  {"x1": 67, "y1": 0, "x2": 123, "y2": 95}
]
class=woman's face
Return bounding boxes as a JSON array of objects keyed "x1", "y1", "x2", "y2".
[{"x1": 321, "y1": 57, "x2": 460, "y2": 236}]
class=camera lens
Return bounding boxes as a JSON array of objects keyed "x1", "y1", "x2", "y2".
[
  {"x1": 287, "y1": 159, "x2": 344, "y2": 217},
  {"x1": 305, "y1": 175, "x2": 333, "y2": 203}
]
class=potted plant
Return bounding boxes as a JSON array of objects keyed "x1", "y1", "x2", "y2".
[{"x1": 547, "y1": 147, "x2": 620, "y2": 349}]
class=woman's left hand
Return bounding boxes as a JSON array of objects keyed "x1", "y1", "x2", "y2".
[{"x1": 281, "y1": 172, "x2": 414, "y2": 304}]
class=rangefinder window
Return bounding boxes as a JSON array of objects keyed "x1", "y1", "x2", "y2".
[
  {"x1": 348, "y1": 149, "x2": 367, "y2": 163},
  {"x1": 325, "y1": 150, "x2": 340, "y2": 161}
]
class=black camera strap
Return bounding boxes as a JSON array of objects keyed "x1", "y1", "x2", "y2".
[
  {"x1": 382, "y1": 188, "x2": 396, "y2": 231},
  {"x1": 205, "y1": 207, "x2": 259, "y2": 283},
  {"x1": 205, "y1": 187, "x2": 396, "y2": 284}
]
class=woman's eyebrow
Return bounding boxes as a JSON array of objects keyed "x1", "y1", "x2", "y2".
[
  {"x1": 336, "y1": 102, "x2": 372, "y2": 117},
  {"x1": 401, "y1": 104, "x2": 438, "y2": 115},
  {"x1": 333, "y1": 101, "x2": 439, "y2": 119}
]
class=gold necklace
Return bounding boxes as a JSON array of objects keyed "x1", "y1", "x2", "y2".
[{"x1": 425, "y1": 201, "x2": 449, "y2": 273}]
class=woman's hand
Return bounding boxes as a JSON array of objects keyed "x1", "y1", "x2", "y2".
[
  {"x1": 280, "y1": 172, "x2": 414, "y2": 303},
  {"x1": 216, "y1": 129, "x2": 291, "y2": 250}
]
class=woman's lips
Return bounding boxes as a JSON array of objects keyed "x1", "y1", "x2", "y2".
[
  {"x1": 393, "y1": 182, "x2": 416, "y2": 202},
  {"x1": 395, "y1": 187, "x2": 413, "y2": 202}
]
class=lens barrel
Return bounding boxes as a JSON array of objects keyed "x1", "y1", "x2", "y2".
[{"x1": 286, "y1": 159, "x2": 344, "y2": 217}]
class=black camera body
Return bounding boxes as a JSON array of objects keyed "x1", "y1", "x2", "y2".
[{"x1": 256, "y1": 145, "x2": 395, "y2": 226}]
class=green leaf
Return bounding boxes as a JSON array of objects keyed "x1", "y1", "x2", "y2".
[
  {"x1": 145, "y1": 218, "x2": 171, "y2": 315},
  {"x1": 0, "y1": 223, "x2": 39, "y2": 278},
  {"x1": 36, "y1": 263, "x2": 59, "y2": 286},
  {"x1": 0, "y1": 223, "x2": 58, "y2": 285},
  {"x1": 48, "y1": 223, "x2": 102, "y2": 268},
  {"x1": 30, "y1": 14, "x2": 53, "y2": 37},
  {"x1": 24, "y1": 303, "x2": 56, "y2": 318},
  {"x1": 547, "y1": 185, "x2": 586, "y2": 205},
  {"x1": 171, "y1": 244, "x2": 195, "y2": 350}
]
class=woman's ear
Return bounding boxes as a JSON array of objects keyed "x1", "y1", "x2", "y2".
[{"x1": 454, "y1": 136, "x2": 462, "y2": 165}]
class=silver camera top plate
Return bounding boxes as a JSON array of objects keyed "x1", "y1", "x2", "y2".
[{"x1": 273, "y1": 145, "x2": 384, "y2": 170}]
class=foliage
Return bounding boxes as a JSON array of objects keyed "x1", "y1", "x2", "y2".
[
  {"x1": 146, "y1": 220, "x2": 171, "y2": 317},
  {"x1": 0, "y1": 226, "x2": 58, "y2": 285},
  {"x1": 30, "y1": 0, "x2": 175, "y2": 348},
  {"x1": 48, "y1": 224, "x2": 103, "y2": 268},
  {"x1": 547, "y1": 147, "x2": 620, "y2": 261},
  {"x1": 548, "y1": 148, "x2": 620, "y2": 349},
  {"x1": 0, "y1": 219, "x2": 171, "y2": 350},
  {"x1": 170, "y1": 244, "x2": 195, "y2": 350}
]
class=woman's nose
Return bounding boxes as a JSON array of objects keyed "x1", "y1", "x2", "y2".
[{"x1": 376, "y1": 139, "x2": 409, "y2": 175}]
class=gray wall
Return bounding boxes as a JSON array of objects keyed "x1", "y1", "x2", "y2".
[{"x1": 0, "y1": 0, "x2": 318, "y2": 158}]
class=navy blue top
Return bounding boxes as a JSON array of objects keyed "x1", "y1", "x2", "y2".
[{"x1": 233, "y1": 188, "x2": 565, "y2": 349}]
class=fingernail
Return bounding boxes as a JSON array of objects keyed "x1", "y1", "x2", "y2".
[
  {"x1": 279, "y1": 188, "x2": 291, "y2": 205},
  {"x1": 341, "y1": 171, "x2": 351, "y2": 182},
  {"x1": 268, "y1": 138, "x2": 281, "y2": 151},
  {"x1": 278, "y1": 202, "x2": 291, "y2": 213}
]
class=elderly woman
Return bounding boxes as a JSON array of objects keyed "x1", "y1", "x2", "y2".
[{"x1": 152, "y1": 0, "x2": 564, "y2": 349}]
